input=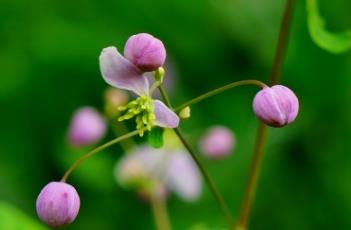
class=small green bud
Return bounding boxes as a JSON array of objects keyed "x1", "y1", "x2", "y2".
[
  {"x1": 154, "y1": 67, "x2": 165, "y2": 83},
  {"x1": 179, "y1": 106, "x2": 191, "y2": 119}
]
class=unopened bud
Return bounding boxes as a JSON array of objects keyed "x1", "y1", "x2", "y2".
[
  {"x1": 179, "y1": 106, "x2": 191, "y2": 119},
  {"x1": 36, "y1": 182, "x2": 80, "y2": 227},
  {"x1": 124, "y1": 33, "x2": 166, "y2": 72},
  {"x1": 104, "y1": 88, "x2": 129, "y2": 117},
  {"x1": 253, "y1": 85, "x2": 299, "y2": 127},
  {"x1": 199, "y1": 126, "x2": 235, "y2": 159},
  {"x1": 68, "y1": 107, "x2": 107, "y2": 146}
]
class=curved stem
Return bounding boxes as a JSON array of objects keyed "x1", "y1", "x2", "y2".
[
  {"x1": 174, "y1": 80, "x2": 266, "y2": 112},
  {"x1": 151, "y1": 195, "x2": 172, "y2": 230},
  {"x1": 61, "y1": 130, "x2": 139, "y2": 182},
  {"x1": 157, "y1": 85, "x2": 234, "y2": 227},
  {"x1": 108, "y1": 118, "x2": 135, "y2": 151},
  {"x1": 235, "y1": 0, "x2": 294, "y2": 229}
]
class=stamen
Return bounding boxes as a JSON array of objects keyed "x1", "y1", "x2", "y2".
[{"x1": 117, "y1": 96, "x2": 156, "y2": 137}]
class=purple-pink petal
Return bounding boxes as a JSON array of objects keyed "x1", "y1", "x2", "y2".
[
  {"x1": 252, "y1": 85, "x2": 299, "y2": 127},
  {"x1": 153, "y1": 100, "x2": 179, "y2": 128},
  {"x1": 124, "y1": 33, "x2": 166, "y2": 72},
  {"x1": 165, "y1": 151, "x2": 202, "y2": 202},
  {"x1": 271, "y1": 85, "x2": 299, "y2": 123},
  {"x1": 99, "y1": 46, "x2": 149, "y2": 95}
]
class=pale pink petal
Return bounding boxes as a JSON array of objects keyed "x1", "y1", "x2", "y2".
[
  {"x1": 99, "y1": 46, "x2": 148, "y2": 95},
  {"x1": 165, "y1": 151, "x2": 202, "y2": 202},
  {"x1": 153, "y1": 100, "x2": 179, "y2": 128}
]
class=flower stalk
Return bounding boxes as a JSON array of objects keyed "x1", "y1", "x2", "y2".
[
  {"x1": 61, "y1": 130, "x2": 139, "y2": 182},
  {"x1": 235, "y1": 0, "x2": 295, "y2": 229},
  {"x1": 174, "y1": 80, "x2": 266, "y2": 112},
  {"x1": 157, "y1": 85, "x2": 234, "y2": 226},
  {"x1": 151, "y1": 195, "x2": 172, "y2": 230}
]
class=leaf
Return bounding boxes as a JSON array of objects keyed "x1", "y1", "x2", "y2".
[
  {"x1": 147, "y1": 127, "x2": 165, "y2": 148},
  {"x1": 307, "y1": 0, "x2": 351, "y2": 54},
  {"x1": 0, "y1": 201, "x2": 48, "y2": 230}
]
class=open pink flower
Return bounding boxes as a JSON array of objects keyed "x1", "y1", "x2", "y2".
[
  {"x1": 99, "y1": 34, "x2": 179, "y2": 136},
  {"x1": 115, "y1": 145, "x2": 202, "y2": 202}
]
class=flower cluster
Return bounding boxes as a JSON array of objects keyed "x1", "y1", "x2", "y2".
[
  {"x1": 99, "y1": 33, "x2": 179, "y2": 136},
  {"x1": 35, "y1": 32, "x2": 300, "y2": 228}
]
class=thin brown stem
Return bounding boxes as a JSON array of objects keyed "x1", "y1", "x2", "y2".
[
  {"x1": 235, "y1": 123, "x2": 267, "y2": 230},
  {"x1": 235, "y1": 0, "x2": 294, "y2": 229},
  {"x1": 269, "y1": 0, "x2": 294, "y2": 85}
]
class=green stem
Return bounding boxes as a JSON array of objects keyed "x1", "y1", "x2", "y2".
[
  {"x1": 235, "y1": 0, "x2": 294, "y2": 229},
  {"x1": 158, "y1": 85, "x2": 234, "y2": 226},
  {"x1": 174, "y1": 80, "x2": 266, "y2": 112},
  {"x1": 151, "y1": 195, "x2": 172, "y2": 230},
  {"x1": 158, "y1": 84, "x2": 172, "y2": 108},
  {"x1": 174, "y1": 127, "x2": 234, "y2": 226},
  {"x1": 61, "y1": 130, "x2": 139, "y2": 182}
]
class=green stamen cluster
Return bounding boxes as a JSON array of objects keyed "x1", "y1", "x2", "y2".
[{"x1": 118, "y1": 96, "x2": 156, "y2": 136}]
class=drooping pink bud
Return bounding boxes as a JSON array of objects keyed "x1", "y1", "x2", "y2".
[
  {"x1": 68, "y1": 107, "x2": 107, "y2": 146},
  {"x1": 199, "y1": 126, "x2": 235, "y2": 159},
  {"x1": 253, "y1": 85, "x2": 299, "y2": 127},
  {"x1": 36, "y1": 182, "x2": 80, "y2": 227},
  {"x1": 124, "y1": 33, "x2": 166, "y2": 72}
]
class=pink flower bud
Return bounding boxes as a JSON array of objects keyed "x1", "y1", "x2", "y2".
[
  {"x1": 253, "y1": 85, "x2": 299, "y2": 127},
  {"x1": 124, "y1": 33, "x2": 166, "y2": 72},
  {"x1": 104, "y1": 88, "x2": 129, "y2": 117},
  {"x1": 68, "y1": 107, "x2": 107, "y2": 146},
  {"x1": 36, "y1": 182, "x2": 80, "y2": 227},
  {"x1": 199, "y1": 126, "x2": 235, "y2": 158}
]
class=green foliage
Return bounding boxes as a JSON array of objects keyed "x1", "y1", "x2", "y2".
[
  {"x1": 147, "y1": 127, "x2": 165, "y2": 148},
  {"x1": 307, "y1": 0, "x2": 351, "y2": 53},
  {"x1": 0, "y1": 201, "x2": 48, "y2": 230},
  {"x1": 1, "y1": 0, "x2": 351, "y2": 229}
]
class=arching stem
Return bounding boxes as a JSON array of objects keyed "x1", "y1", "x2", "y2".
[
  {"x1": 61, "y1": 130, "x2": 139, "y2": 182},
  {"x1": 174, "y1": 80, "x2": 266, "y2": 112}
]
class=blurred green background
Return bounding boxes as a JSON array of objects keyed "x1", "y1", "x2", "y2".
[{"x1": 1, "y1": 0, "x2": 351, "y2": 229}]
